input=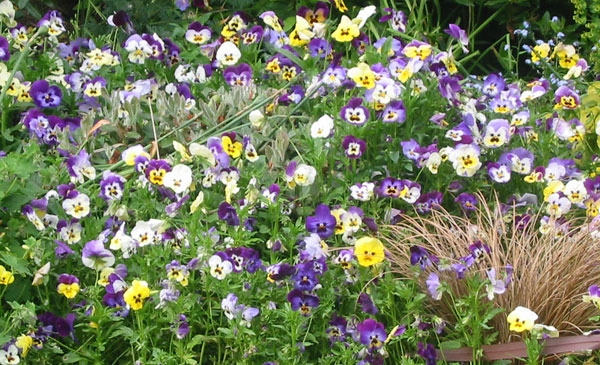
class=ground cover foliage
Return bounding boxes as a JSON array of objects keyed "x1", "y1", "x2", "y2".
[{"x1": 1, "y1": 0, "x2": 600, "y2": 364}]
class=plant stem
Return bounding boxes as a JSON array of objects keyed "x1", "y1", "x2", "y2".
[{"x1": 0, "y1": 27, "x2": 47, "y2": 137}]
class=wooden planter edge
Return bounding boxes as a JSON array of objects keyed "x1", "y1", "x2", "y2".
[{"x1": 436, "y1": 335, "x2": 600, "y2": 361}]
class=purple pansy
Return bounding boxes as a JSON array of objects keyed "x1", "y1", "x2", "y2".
[
  {"x1": 287, "y1": 289, "x2": 319, "y2": 316},
  {"x1": 380, "y1": 100, "x2": 406, "y2": 123},
  {"x1": 340, "y1": 97, "x2": 370, "y2": 126},
  {"x1": 223, "y1": 63, "x2": 253, "y2": 86},
  {"x1": 30, "y1": 80, "x2": 63, "y2": 108},
  {"x1": 357, "y1": 319, "x2": 387, "y2": 352},
  {"x1": 82, "y1": 240, "x2": 115, "y2": 270},
  {"x1": 342, "y1": 135, "x2": 367, "y2": 159},
  {"x1": 218, "y1": 202, "x2": 240, "y2": 226},
  {"x1": 305, "y1": 204, "x2": 336, "y2": 239}
]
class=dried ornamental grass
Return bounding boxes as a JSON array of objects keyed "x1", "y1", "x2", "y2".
[{"x1": 381, "y1": 195, "x2": 600, "y2": 343}]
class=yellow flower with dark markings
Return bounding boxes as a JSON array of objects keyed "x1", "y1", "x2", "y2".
[
  {"x1": 354, "y1": 237, "x2": 385, "y2": 267},
  {"x1": 123, "y1": 280, "x2": 150, "y2": 311}
]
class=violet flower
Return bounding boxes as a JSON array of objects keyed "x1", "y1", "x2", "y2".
[
  {"x1": 218, "y1": 201, "x2": 240, "y2": 226},
  {"x1": 342, "y1": 135, "x2": 367, "y2": 159},
  {"x1": 82, "y1": 240, "x2": 115, "y2": 270},
  {"x1": 287, "y1": 289, "x2": 319, "y2": 316},
  {"x1": 358, "y1": 293, "x2": 378, "y2": 315},
  {"x1": 305, "y1": 204, "x2": 336, "y2": 239},
  {"x1": 30, "y1": 80, "x2": 63, "y2": 108},
  {"x1": 357, "y1": 318, "x2": 387, "y2": 352}
]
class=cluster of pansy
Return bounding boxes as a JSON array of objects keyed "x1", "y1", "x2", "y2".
[
  {"x1": 4, "y1": 1, "x2": 599, "y2": 363},
  {"x1": 408, "y1": 241, "x2": 514, "y2": 353}
]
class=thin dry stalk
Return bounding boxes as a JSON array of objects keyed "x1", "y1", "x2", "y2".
[{"x1": 381, "y1": 194, "x2": 600, "y2": 343}]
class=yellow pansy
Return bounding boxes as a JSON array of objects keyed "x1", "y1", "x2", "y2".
[
  {"x1": 123, "y1": 280, "x2": 150, "y2": 311},
  {"x1": 15, "y1": 335, "x2": 33, "y2": 357},
  {"x1": 507, "y1": 306, "x2": 538, "y2": 332},
  {"x1": 531, "y1": 43, "x2": 550, "y2": 63},
  {"x1": 222, "y1": 135, "x2": 243, "y2": 158},
  {"x1": 543, "y1": 180, "x2": 564, "y2": 202},
  {"x1": 347, "y1": 62, "x2": 375, "y2": 89},
  {"x1": 331, "y1": 16, "x2": 359, "y2": 43},
  {"x1": 0, "y1": 265, "x2": 14, "y2": 285},
  {"x1": 354, "y1": 237, "x2": 385, "y2": 267}
]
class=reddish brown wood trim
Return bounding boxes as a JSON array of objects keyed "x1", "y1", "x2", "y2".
[{"x1": 436, "y1": 335, "x2": 600, "y2": 361}]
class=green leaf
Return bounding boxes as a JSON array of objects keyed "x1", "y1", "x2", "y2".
[
  {"x1": 439, "y1": 340, "x2": 463, "y2": 350},
  {"x1": 62, "y1": 352, "x2": 84, "y2": 363},
  {"x1": 0, "y1": 252, "x2": 31, "y2": 275}
]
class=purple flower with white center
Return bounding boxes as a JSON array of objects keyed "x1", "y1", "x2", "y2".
[
  {"x1": 379, "y1": 8, "x2": 406, "y2": 32},
  {"x1": 340, "y1": 97, "x2": 369, "y2": 126},
  {"x1": 287, "y1": 289, "x2": 319, "y2": 316},
  {"x1": 486, "y1": 268, "x2": 506, "y2": 300},
  {"x1": 417, "y1": 343, "x2": 437, "y2": 365},
  {"x1": 445, "y1": 24, "x2": 469, "y2": 53},
  {"x1": 218, "y1": 201, "x2": 240, "y2": 226},
  {"x1": 426, "y1": 272, "x2": 442, "y2": 300},
  {"x1": 38, "y1": 10, "x2": 66, "y2": 36},
  {"x1": 415, "y1": 192, "x2": 443, "y2": 214},
  {"x1": 401, "y1": 139, "x2": 421, "y2": 161},
  {"x1": 226, "y1": 247, "x2": 262, "y2": 273},
  {"x1": 57, "y1": 219, "x2": 82, "y2": 244},
  {"x1": 23, "y1": 109, "x2": 50, "y2": 140},
  {"x1": 221, "y1": 293, "x2": 240, "y2": 320},
  {"x1": 185, "y1": 22, "x2": 212, "y2": 45},
  {"x1": 555, "y1": 85, "x2": 580, "y2": 109},
  {"x1": 306, "y1": 204, "x2": 336, "y2": 239},
  {"x1": 351, "y1": 32, "x2": 370, "y2": 54},
  {"x1": 66, "y1": 149, "x2": 96, "y2": 184},
  {"x1": 487, "y1": 162, "x2": 511, "y2": 183},
  {"x1": 0, "y1": 36, "x2": 10, "y2": 61},
  {"x1": 327, "y1": 314, "x2": 347, "y2": 344},
  {"x1": 83, "y1": 76, "x2": 106, "y2": 99},
  {"x1": 464, "y1": 241, "x2": 490, "y2": 267},
  {"x1": 357, "y1": 319, "x2": 387, "y2": 352},
  {"x1": 322, "y1": 65, "x2": 346, "y2": 88},
  {"x1": 410, "y1": 245, "x2": 437, "y2": 270},
  {"x1": 266, "y1": 263, "x2": 295, "y2": 283},
  {"x1": 308, "y1": 38, "x2": 331, "y2": 58},
  {"x1": 455, "y1": 192, "x2": 478, "y2": 212},
  {"x1": 241, "y1": 25, "x2": 263, "y2": 45},
  {"x1": 342, "y1": 135, "x2": 366, "y2": 159},
  {"x1": 482, "y1": 73, "x2": 506, "y2": 97},
  {"x1": 82, "y1": 240, "x2": 115, "y2": 270},
  {"x1": 501, "y1": 147, "x2": 534, "y2": 175},
  {"x1": 123, "y1": 34, "x2": 153, "y2": 64},
  {"x1": 489, "y1": 97, "x2": 516, "y2": 114},
  {"x1": 299, "y1": 233, "x2": 326, "y2": 261},
  {"x1": 223, "y1": 63, "x2": 253, "y2": 86},
  {"x1": 261, "y1": 184, "x2": 280, "y2": 207},
  {"x1": 30, "y1": 80, "x2": 63, "y2": 108},
  {"x1": 380, "y1": 100, "x2": 406, "y2": 123},
  {"x1": 483, "y1": 119, "x2": 511, "y2": 148},
  {"x1": 358, "y1": 293, "x2": 378, "y2": 315},
  {"x1": 545, "y1": 158, "x2": 574, "y2": 181}
]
